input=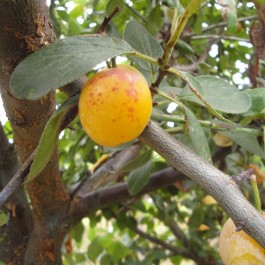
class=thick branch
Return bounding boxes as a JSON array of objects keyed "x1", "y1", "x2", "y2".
[
  {"x1": 0, "y1": 105, "x2": 78, "y2": 208},
  {"x1": 68, "y1": 168, "x2": 185, "y2": 224},
  {"x1": 138, "y1": 121, "x2": 265, "y2": 248},
  {"x1": 75, "y1": 143, "x2": 143, "y2": 195}
]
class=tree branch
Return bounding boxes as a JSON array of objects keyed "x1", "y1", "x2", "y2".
[
  {"x1": 190, "y1": 34, "x2": 250, "y2": 42},
  {"x1": 138, "y1": 121, "x2": 265, "y2": 248},
  {"x1": 96, "y1": 7, "x2": 121, "y2": 34},
  {"x1": 110, "y1": 206, "x2": 206, "y2": 264},
  {"x1": 168, "y1": 219, "x2": 190, "y2": 248},
  {"x1": 186, "y1": 15, "x2": 258, "y2": 37},
  {"x1": 0, "y1": 149, "x2": 36, "y2": 208},
  {"x1": 0, "y1": 105, "x2": 78, "y2": 208},
  {"x1": 131, "y1": 223, "x2": 214, "y2": 264},
  {"x1": 173, "y1": 38, "x2": 219, "y2": 72},
  {"x1": 68, "y1": 167, "x2": 185, "y2": 223},
  {"x1": 133, "y1": 226, "x2": 194, "y2": 260},
  {"x1": 73, "y1": 143, "x2": 143, "y2": 195}
]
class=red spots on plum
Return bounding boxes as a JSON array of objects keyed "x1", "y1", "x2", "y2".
[
  {"x1": 127, "y1": 107, "x2": 136, "y2": 122},
  {"x1": 112, "y1": 87, "x2": 119, "y2": 92},
  {"x1": 88, "y1": 95, "x2": 100, "y2": 106}
]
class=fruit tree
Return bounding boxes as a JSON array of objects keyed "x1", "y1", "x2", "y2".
[{"x1": 0, "y1": 1, "x2": 265, "y2": 265}]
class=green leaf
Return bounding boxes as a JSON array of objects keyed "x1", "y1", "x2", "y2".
[
  {"x1": 180, "y1": 0, "x2": 191, "y2": 8},
  {"x1": 68, "y1": 17, "x2": 83, "y2": 35},
  {"x1": 180, "y1": 72, "x2": 231, "y2": 122},
  {"x1": 73, "y1": 0, "x2": 88, "y2": 4},
  {"x1": 188, "y1": 205, "x2": 205, "y2": 228},
  {"x1": 124, "y1": 20, "x2": 163, "y2": 73},
  {"x1": 243, "y1": 88, "x2": 265, "y2": 116},
  {"x1": 180, "y1": 75, "x2": 251, "y2": 114},
  {"x1": 166, "y1": 0, "x2": 181, "y2": 9},
  {"x1": 146, "y1": 6, "x2": 163, "y2": 35},
  {"x1": 87, "y1": 238, "x2": 104, "y2": 262},
  {"x1": 0, "y1": 211, "x2": 7, "y2": 226},
  {"x1": 105, "y1": 241, "x2": 129, "y2": 262},
  {"x1": 116, "y1": 214, "x2": 137, "y2": 231},
  {"x1": 127, "y1": 161, "x2": 152, "y2": 195},
  {"x1": 100, "y1": 253, "x2": 113, "y2": 265},
  {"x1": 25, "y1": 96, "x2": 79, "y2": 183},
  {"x1": 170, "y1": 255, "x2": 182, "y2": 265},
  {"x1": 182, "y1": 72, "x2": 204, "y2": 95},
  {"x1": 71, "y1": 221, "x2": 85, "y2": 244},
  {"x1": 223, "y1": 130, "x2": 265, "y2": 158},
  {"x1": 11, "y1": 35, "x2": 133, "y2": 99},
  {"x1": 176, "y1": 39, "x2": 195, "y2": 54},
  {"x1": 181, "y1": 0, "x2": 206, "y2": 14},
  {"x1": 183, "y1": 106, "x2": 212, "y2": 164},
  {"x1": 224, "y1": 0, "x2": 238, "y2": 34},
  {"x1": 70, "y1": 5, "x2": 84, "y2": 19}
]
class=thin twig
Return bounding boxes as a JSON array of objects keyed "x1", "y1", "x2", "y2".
[
  {"x1": 71, "y1": 143, "x2": 143, "y2": 196},
  {"x1": 110, "y1": 204, "x2": 205, "y2": 264},
  {"x1": 231, "y1": 168, "x2": 254, "y2": 186},
  {"x1": 125, "y1": 3, "x2": 147, "y2": 23},
  {"x1": 150, "y1": 193, "x2": 190, "y2": 248},
  {"x1": 0, "y1": 105, "x2": 78, "y2": 208},
  {"x1": 186, "y1": 15, "x2": 258, "y2": 37},
  {"x1": 0, "y1": 149, "x2": 36, "y2": 208},
  {"x1": 190, "y1": 34, "x2": 250, "y2": 42},
  {"x1": 133, "y1": 226, "x2": 196, "y2": 260},
  {"x1": 168, "y1": 219, "x2": 189, "y2": 248},
  {"x1": 96, "y1": 7, "x2": 121, "y2": 34},
  {"x1": 173, "y1": 38, "x2": 220, "y2": 72}
]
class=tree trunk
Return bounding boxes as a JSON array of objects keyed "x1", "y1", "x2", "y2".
[{"x1": 0, "y1": 1, "x2": 70, "y2": 264}]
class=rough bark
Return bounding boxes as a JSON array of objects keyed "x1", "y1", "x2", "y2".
[
  {"x1": 248, "y1": 2, "x2": 265, "y2": 86},
  {"x1": 0, "y1": 1, "x2": 70, "y2": 264}
]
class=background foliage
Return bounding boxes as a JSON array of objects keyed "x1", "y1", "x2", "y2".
[{"x1": 3, "y1": 0, "x2": 265, "y2": 264}]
